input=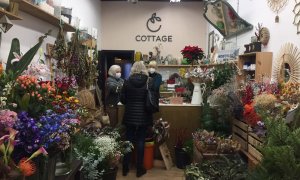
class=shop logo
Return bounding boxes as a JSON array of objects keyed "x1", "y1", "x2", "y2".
[{"x1": 146, "y1": 13, "x2": 162, "y2": 32}]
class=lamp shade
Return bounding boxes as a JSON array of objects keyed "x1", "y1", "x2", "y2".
[{"x1": 0, "y1": 15, "x2": 13, "y2": 33}]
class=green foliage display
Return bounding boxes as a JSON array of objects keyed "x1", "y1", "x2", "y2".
[
  {"x1": 201, "y1": 102, "x2": 232, "y2": 136},
  {"x1": 249, "y1": 118, "x2": 300, "y2": 180},
  {"x1": 185, "y1": 154, "x2": 248, "y2": 180},
  {"x1": 5, "y1": 31, "x2": 50, "y2": 79},
  {"x1": 210, "y1": 63, "x2": 236, "y2": 90}
]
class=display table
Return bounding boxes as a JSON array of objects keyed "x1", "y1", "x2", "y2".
[
  {"x1": 117, "y1": 103, "x2": 202, "y2": 163},
  {"x1": 55, "y1": 160, "x2": 83, "y2": 180}
]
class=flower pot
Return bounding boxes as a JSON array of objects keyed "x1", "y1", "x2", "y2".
[
  {"x1": 144, "y1": 141, "x2": 154, "y2": 170},
  {"x1": 102, "y1": 167, "x2": 118, "y2": 180},
  {"x1": 174, "y1": 146, "x2": 191, "y2": 169},
  {"x1": 55, "y1": 149, "x2": 72, "y2": 176}
]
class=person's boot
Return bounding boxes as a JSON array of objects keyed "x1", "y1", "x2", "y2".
[
  {"x1": 136, "y1": 167, "x2": 146, "y2": 177},
  {"x1": 122, "y1": 165, "x2": 129, "y2": 176}
]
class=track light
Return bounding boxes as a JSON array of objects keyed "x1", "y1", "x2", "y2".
[
  {"x1": 170, "y1": 0, "x2": 181, "y2": 2},
  {"x1": 128, "y1": 0, "x2": 138, "y2": 4}
]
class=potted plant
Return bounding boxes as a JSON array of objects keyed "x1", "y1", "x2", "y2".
[
  {"x1": 74, "y1": 127, "x2": 133, "y2": 180},
  {"x1": 174, "y1": 128, "x2": 191, "y2": 169}
]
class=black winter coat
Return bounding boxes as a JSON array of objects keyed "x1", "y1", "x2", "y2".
[{"x1": 120, "y1": 73, "x2": 155, "y2": 126}]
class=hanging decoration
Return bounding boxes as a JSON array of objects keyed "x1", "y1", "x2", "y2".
[
  {"x1": 272, "y1": 43, "x2": 300, "y2": 83},
  {"x1": 267, "y1": 0, "x2": 289, "y2": 23},
  {"x1": 255, "y1": 23, "x2": 270, "y2": 46},
  {"x1": 293, "y1": 0, "x2": 300, "y2": 34}
]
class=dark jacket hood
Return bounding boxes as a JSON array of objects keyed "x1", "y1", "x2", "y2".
[{"x1": 128, "y1": 74, "x2": 148, "y2": 88}]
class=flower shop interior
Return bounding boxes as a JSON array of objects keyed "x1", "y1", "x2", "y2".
[{"x1": 1, "y1": 0, "x2": 300, "y2": 179}]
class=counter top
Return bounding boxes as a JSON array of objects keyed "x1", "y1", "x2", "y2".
[{"x1": 117, "y1": 103, "x2": 201, "y2": 107}]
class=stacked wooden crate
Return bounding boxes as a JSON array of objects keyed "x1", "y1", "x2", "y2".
[
  {"x1": 232, "y1": 119, "x2": 248, "y2": 152},
  {"x1": 247, "y1": 131, "x2": 263, "y2": 165},
  {"x1": 232, "y1": 119, "x2": 264, "y2": 168}
]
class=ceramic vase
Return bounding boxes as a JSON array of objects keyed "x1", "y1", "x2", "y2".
[
  {"x1": 191, "y1": 82, "x2": 206, "y2": 105},
  {"x1": 0, "y1": 0, "x2": 9, "y2": 9}
]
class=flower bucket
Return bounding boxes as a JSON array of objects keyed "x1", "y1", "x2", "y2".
[
  {"x1": 174, "y1": 146, "x2": 191, "y2": 169},
  {"x1": 102, "y1": 167, "x2": 118, "y2": 180},
  {"x1": 144, "y1": 141, "x2": 154, "y2": 170},
  {"x1": 27, "y1": 153, "x2": 58, "y2": 180}
]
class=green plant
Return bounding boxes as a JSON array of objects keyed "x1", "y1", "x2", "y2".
[
  {"x1": 249, "y1": 118, "x2": 300, "y2": 180},
  {"x1": 5, "y1": 31, "x2": 50, "y2": 79},
  {"x1": 210, "y1": 63, "x2": 236, "y2": 90},
  {"x1": 184, "y1": 154, "x2": 248, "y2": 180}
]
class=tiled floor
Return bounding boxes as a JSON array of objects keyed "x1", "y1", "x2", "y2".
[{"x1": 116, "y1": 161, "x2": 185, "y2": 180}]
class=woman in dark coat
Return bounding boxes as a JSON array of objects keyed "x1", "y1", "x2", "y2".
[
  {"x1": 105, "y1": 65, "x2": 124, "y2": 127},
  {"x1": 148, "y1": 60, "x2": 162, "y2": 94},
  {"x1": 120, "y1": 61, "x2": 156, "y2": 178}
]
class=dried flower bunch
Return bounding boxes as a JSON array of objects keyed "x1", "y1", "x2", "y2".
[
  {"x1": 254, "y1": 93, "x2": 277, "y2": 111},
  {"x1": 152, "y1": 118, "x2": 170, "y2": 144},
  {"x1": 216, "y1": 138, "x2": 241, "y2": 154},
  {"x1": 280, "y1": 82, "x2": 300, "y2": 104}
]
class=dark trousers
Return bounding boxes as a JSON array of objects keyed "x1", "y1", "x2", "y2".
[{"x1": 123, "y1": 125, "x2": 147, "y2": 169}]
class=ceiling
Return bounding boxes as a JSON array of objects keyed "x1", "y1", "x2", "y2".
[{"x1": 101, "y1": 0, "x2": 203, "y2": 1}]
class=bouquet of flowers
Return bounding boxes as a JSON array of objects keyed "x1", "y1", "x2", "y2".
[
  {"x1": 181, "y1": 46, "x2": 204, "y2": 65},
  {"x1": 74, "y1": 127, "x2": 133, "y2": 180},
  {"x1": 185, "y1": 67, "x2": 213, "y2": 83}
]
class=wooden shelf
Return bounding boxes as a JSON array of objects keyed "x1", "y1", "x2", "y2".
[
  {"x1": 0, "y1": 8, "x2": 22, "y2": 20},
  {"x1": 152, "y1": 61, "x2": 237, "y2": 68},
  {"x1": 13, "y1": 0, "x2": 76, "y2": 32},
  {"x1": 239, "y1": 52, "x2": 272, "y2": 57}
]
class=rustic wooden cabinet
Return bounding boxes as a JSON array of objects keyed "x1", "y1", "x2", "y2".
[{"x1": 237, "y1": 52, "x2": 273, "y2": 83}]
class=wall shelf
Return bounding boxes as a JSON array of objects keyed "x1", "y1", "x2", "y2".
[
  {"x1": 13, "y1": 0, "x2": 76, "y2": 32},
  {"x1": 152, "y1": 61, "x2": 237, "y2": 68},
  {"x1": 0, "y1": 8, "x2": 22, "y2": 20}
]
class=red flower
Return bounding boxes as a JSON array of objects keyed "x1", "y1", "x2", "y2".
[{"x1": 181, "y1": 45, "x2": 204, "y2": 64}]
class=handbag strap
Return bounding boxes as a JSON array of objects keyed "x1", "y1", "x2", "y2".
[{"x1": 146, "y1": 77, "x2": 150, "y2": 90}]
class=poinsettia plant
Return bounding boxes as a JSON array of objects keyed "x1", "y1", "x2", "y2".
[{"x1": 181, "y1": 46, "x2": 204, "y2": 65}]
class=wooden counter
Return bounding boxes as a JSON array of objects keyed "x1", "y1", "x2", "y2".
[{"x1": 117, "y1": 104, "x2": 202, "y2": 163}]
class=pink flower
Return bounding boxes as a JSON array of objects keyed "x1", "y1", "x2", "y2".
[
  {"x1": 0, "y1": 110, "x2": 17, "y2": 128},
  {"x1": 27, "y1": 147, "x2": 48, "y2": 162}
]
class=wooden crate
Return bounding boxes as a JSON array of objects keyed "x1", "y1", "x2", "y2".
[
  {"x1": 232, "y1": 119, "x2": 248, "y2": 151},
  {"x1": 248, "y1": 144, "x2": 262, "y2": 162},
  {"x1": 248, "y1": 133, "x2": 263, "y2": 149}
]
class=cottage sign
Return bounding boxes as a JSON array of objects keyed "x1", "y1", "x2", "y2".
[{"x1": 135, "y1": 13, "x2": 173, "y2": 42}]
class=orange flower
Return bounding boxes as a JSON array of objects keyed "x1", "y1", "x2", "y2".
[{"x1": 18, "y1": 158, "x2": 36, "y2": 177}]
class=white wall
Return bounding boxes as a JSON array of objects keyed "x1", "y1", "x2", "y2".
[
  {"x1": 101, "y1": 1, "x2": 208, "y2": 59},
  {"x1": 0, "y1": 0, "x2": 101, "y2": 65},
  {"x1": 209, "y1": 0, "x2": 300, "y2": 59}
]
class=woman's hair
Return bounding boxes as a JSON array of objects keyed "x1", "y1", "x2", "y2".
[
  {"x1": 130, "y1": 61, "x2": 149, "y2": 76},
  {"x1": 148, "y1": 60, "x2": 158, "y2": 68},
  {"x1": 108, "y1": 65, "x2": 121, "y2": 76}
]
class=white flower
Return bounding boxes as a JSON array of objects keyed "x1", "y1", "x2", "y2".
[{"x1": 11, "y1": 52, "x2": 22, "y2": 64}]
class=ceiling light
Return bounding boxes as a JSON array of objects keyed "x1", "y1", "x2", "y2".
[
  {"x1": 170, "y1": 0, "x2": 181, "y2": 2},
  {"x1": 0, "y1": 15, "x2": 13, "y2": 33},
  {"x1": 128, "y1": 0, "x2": 138, "y2": 4}
]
